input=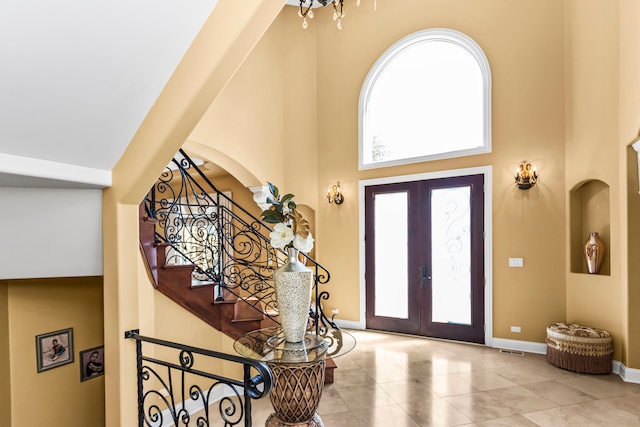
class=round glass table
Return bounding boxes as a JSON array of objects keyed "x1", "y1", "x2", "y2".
[{"x1": 234, "y1": 327, "x2": 356, "y2": 427}]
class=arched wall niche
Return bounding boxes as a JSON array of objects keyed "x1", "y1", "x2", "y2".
[{"x1": 569, "y1": 179, "x2": 611, "y2": 275}]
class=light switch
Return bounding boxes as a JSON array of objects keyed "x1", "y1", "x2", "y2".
[{"x1": 508, "y1": 258, "x2": 524, "y2": 267}]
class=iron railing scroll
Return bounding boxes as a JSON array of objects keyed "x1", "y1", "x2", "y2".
[
  {"x1": 144, "y1": 149, "x2": 337, "y2": 333},
  {"x1": 125, "y1": 330, "x2": 273, "y2": 427}
]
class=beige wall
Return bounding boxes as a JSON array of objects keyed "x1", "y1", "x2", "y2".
[
  {"x1": 314, "y1": 0, "x2": 567, "y2": 343},
  {"x1": 103, "y1": 2, "x2": 286, "y2": 425},
  {"x1": 191, "y1": 0, "x2": 571, "y2": 344},
  {"x1": 188, "y1": 17, "x2": 287, "y2": 192},
  {"x1": 167, "y1": 1, "x2": 640, "y2": 365},
  {"x1": 564, "y1": 0, "x2": 627, "y2": 361},
  {"x1": 6, "y1": 277, "x2": 104, "y2": 426},
  {"x1": 189, "y1": 9, "x2": 319, "y2": 210},
  {"x1": 0, "y1": 280, "x2": 10, "y2": 425},
  {"x1": 5, "y1": 7, "x2": 640, "y2": 427},
  {"x1": 619, "y1": 0, "x2": 640, "y2": 367}
]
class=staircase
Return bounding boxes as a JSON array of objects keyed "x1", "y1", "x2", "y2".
[
  {"x1": 140, "y1": 203, "x2": 278, "y2": 336},
  {"x1": 138, "y1": 150, "x2": 337, "y2": 381}
]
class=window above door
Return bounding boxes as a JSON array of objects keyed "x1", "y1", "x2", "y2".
[{"x1": 359, "y1": 28, "x2": 492, "y2": 170}]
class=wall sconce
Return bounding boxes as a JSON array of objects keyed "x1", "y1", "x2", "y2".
[
  {"x1": 327, "y1": 182, "x2": 344, "y2": 204},
  {"x1": 514, "y1": 161, "x2": 538, "y2": 190},
  {"x1": 632, "y1": 138, "x2": 640, "y2": 194}
]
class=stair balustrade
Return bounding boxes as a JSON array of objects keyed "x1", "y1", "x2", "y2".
[
  {"x1": 143, "y1": 149, "x2": 337, "y2": 332},
  {"x1": 125, "y1": 329, "x2": 272, "y2": 427}
]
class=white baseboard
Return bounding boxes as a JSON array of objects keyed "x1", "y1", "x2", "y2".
[
  {"x1": 492, "y1": 338, "x2": 640, "y2": 384},
  {"x1": 617, "y1": 361, "x2": 640, "y2": 384},
  {"x1": 491, "y1": 337, "x2": 547, "y2": 355},
  {"x1": 333, "y1": 318, "x2": 365, "y2": 330}
]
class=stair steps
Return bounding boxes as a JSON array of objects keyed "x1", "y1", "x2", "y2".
[{"x1": 138, "y1": 201, "x2": 337, "y2": 383}]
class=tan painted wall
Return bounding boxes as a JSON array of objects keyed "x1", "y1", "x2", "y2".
[
  {"x1": 564, "y1": 0, "x2": 626, "y2": 360},
  {"x1": 7, "y1": 277, "x2": 104, "y2": 427},
  {"x1": 619, "y1": 0, "x2": 640, "y2": 367},
  {"x1": 171, "y1": 1, "x2": 640, "y2": 365},
  {"x1": 189, "y1": 1, "x2": 570, "y2": 344},
  {"x1": 189, "y1": 9, "x2": 319, "y2": 210},
  {"x1": 5, "y1": 8, "x2": 640, "y2": 427},
  {"x1": 312, "y1": 0, "x2": 566, "y2": 343},
  {"x1": 210, "y1": 173, "x2": 264, "y2": 219},
  {"x1": 0, "y1": 280, "x2": 10, "y2": 425},
  {"x1": 103, "y1": 2, "x2": 287, "y2": 424},
  {"x1": 188, "y1": 16, "x2": 287, "y2": 193}
]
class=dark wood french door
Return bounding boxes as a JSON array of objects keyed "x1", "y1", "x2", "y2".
[{"x1": 365, "y1": 175, "x2": 485, "y2": 344}]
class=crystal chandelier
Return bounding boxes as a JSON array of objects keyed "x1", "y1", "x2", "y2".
[{"x1": 298, "y1": 0, "x2": 375, "y2": 30}]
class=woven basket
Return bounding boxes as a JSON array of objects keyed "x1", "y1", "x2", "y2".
[{"x1": 546, "y1": 322, "x2": 613, "y2": 374}]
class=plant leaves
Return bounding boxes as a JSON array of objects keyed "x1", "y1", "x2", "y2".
[
  {"x1": 261, "y1": 209, "x2": 284, "y2": 224},
  {"x1": 281, "y1": 194, "x2": 295, "y2": 205},
  {"x1": 267, "y1": 182, "x2": 279, "y2": 200},
  {"x1": 262, "y1": 209, "x2": 282, "y2": 218},
  {"x1": 290, "y1": 208, "x2": 310, "y2": 238}
]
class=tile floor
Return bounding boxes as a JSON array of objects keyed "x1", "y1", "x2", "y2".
[{"x1": 249, "y1": 329, "x2": 640, "y2": 426}]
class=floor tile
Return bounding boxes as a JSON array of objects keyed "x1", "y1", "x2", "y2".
[
  {"x1": 399, "y1": 398, "x2": 473, "y2": 426},
  {"x1": 378, "y1": 378, "x2": 438, "y2": 403},
  {"x1": 522, "y1": 380, "x2": 595, "y2": 406},
  {"x1": 443, "y1": 392, "x2": 520, "y2": 422},
  {"x1": 243, "y1": 329, "x2": 640, "y2": 426},
  {"x1": 558, "y1": 373, "x2": 640, "y2": 399},
  {"x1": 349, "y1": 404, "x2": 420, "y2": 427},
  {"x1": 335, "y1": 383, "x2": 396, "y2": 410}
]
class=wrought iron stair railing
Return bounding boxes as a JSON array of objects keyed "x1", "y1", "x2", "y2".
[
  {"x1": 125, "y1": 329, "x2": 273, "y2": 427},
  {"x1": 144, "y1": 149, "x2": 336, "y2": 330}
]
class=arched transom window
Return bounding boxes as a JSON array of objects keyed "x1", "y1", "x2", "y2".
[{"x1": 359, "y1": 28, "x2": 492, "y2": 169}]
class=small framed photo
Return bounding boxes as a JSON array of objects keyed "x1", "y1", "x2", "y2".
[
  {"x1": 80, "y1": 345, "x2": 104, "y2": 382},
  {"x1": 36, "y1": 328, "x2": 74, "y2": 373}
]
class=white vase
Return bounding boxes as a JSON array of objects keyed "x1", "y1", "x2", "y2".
[{"x1": 273, "y1": 247, "x2": 313, "y2": 343}]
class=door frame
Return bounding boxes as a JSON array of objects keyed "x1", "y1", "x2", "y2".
[{"x1": 358, "y1": 166, "x2": 493, "y2": 346}]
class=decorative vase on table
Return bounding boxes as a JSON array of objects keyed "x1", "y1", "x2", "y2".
[
  {"x1": 273, "y1": 247, "x2": 313, "y2": 343},
  {"x1": 584, "y1": 232, "x2": 606, "y2": 274}
]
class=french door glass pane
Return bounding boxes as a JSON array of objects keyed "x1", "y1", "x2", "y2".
[
  {"x1": 374, "y1": 192, "x2": 408, "y2": 319},
  {"x1": 430, "y1": 186, "x2": 472, "y2": 325}
]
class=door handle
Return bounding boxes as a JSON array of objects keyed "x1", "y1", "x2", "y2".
[{"x1": 421, "y1": 265, "x2": 431, "y2": 281}]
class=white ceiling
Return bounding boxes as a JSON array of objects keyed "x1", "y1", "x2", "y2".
[{"x1": 0, "y1": 0, "x2": 219, "y2": 189}]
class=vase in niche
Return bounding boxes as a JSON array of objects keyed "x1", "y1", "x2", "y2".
[
  {"x1": 273, "y1": 247, "x2": 313, "y2": 343},
  {"x1": 584, "y1": 232, "x2": 606, "y2": 274}
]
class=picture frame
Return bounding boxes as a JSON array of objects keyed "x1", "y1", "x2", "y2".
[
  {"x1": 36, "y1": 328, "x2": 74, "y2": 373},
  {"x1": 79, "y1": 345, "x2": 104, "y2": 382}
]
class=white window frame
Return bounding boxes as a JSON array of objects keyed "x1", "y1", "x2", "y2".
[{"x1": 358, "y1": 28, "x2": 492, "y2": 170}]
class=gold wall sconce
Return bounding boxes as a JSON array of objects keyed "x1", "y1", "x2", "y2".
[
  {"x1": 515, "y1": 161, "x2": 538, "y2": 190},
  {"x1": 327, "y1": 182, "x2": 344, "y2": 204}
]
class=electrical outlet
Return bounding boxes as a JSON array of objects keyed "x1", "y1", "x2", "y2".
[
  {"x1": 508, "y1": 258, "x2": 524, "y2": 267},
  {"x1": 331, "y1": 308, "x2": 339, "y2": 315},
  {"x1": 511, "y1": 326, "x2": 521, "y2": 333}
]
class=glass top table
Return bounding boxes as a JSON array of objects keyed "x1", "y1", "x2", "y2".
[
  {"x1": 235, "y1": 327, "x2": 356, "y2": 426},
  {"x1": 233, "y1": 326, "x2": 356, "y2": 364}
]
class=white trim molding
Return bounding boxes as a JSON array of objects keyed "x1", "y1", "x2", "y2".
[
  {"x1": 358, "y1": 166, "x2": 493, "y2": 345},
  {"x1": 616, "y1": 361, "x2": 640, "y2": 384},
  {"x1": 491, "y1": 338, "x2": 547, "y2": 355},
  {"x1": 631, "y1": 137, "x2": 640, "y2": 194},
  {"x1": 0, "y1": 152, "x2": 111, "y2": 189},
  {"x1": 359, "y1": 28, "x2": 492, "y2": 170},
  {"x1": 334, "y1": 318, "x2": 365, "y2": 330},
  {"x1": 491, "y1": 339, "x2": 640, "y2": 384}
]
